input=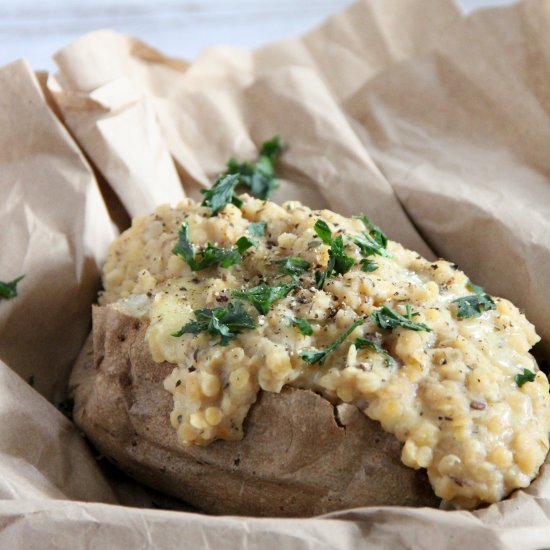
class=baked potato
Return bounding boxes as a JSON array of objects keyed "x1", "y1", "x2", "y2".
[{"x1": 70, "y1": 187, "x2": 550, "y2": 515}]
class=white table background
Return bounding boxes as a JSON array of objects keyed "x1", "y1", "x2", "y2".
[{"x1": 1, "y1": 0, "x2": 515, "y2": 72}]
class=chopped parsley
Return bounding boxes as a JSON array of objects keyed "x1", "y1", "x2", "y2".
[
  {"x1": 226, "y1": 136, "x2": 284, "y2": 200},
  {"x1": 354, "y1": 232, "x2": 391, "y2": 259},
  {"x1": 275, "y1": 257, "x2": 310, "y2": 276},
  {"x1": 236, "y1": 236, "x2": 258, "y2": 254},
  {"x1": 198, "y1": 243, "x2": 242, "y2": 269},
  {"x1": 0, "y1": 275, "x2": 24, "y2": 299},
  {"x1": 300, "y1": 317, "x2": 365, "y2": 365},
  {"x1": 172, "y1": 301, "x2": 255, "y2": 346},
  {"x1": 354, "y1": 337, "x2": 395, "y2": 366},
  {"x1": 360, "y1": 259, "x2": 378, "y2": 272},
  {"x1": 330, "y1": 234, "x2": 356, "y2": 275},
  {"x1": 248, "y1": 221, "x2": 267, "y2": 237},
  {"x1": 200, "y1": 173, "x2": 242, "y2": 216},
  {"x1": 290, "y1": 317, "x2": 313, "y2": 336},
  {"x1": 314, "y1": 267, "x2": 330, "y2": 291},
  {"x1": 452, "y1": 281, "x2": 496, "y2": 319},
  {"x1": 353, "y1": 215, "x2": 391, "y2": 259},
  {"x1": 371, "y1": 305, "x2": 431, "y2": 332},
  {"x1": 466, "y1": 280, "x2": 485, "y2": 294},
  {"x1": 233, "y1": 280, "x2": 297, "y2": 315},
  {"x1": 314, "y1": 219, "x2": 332, "y2": 245},
  {"x1": 515, "y1": 368, "x2": 536, "y2": 387},
  {"x1": 355, "y1": 215, "x2": 388, "y2": 249},
  {"x1": 173, "y1": 222, "x2": 241, "y2": 271},
  {"x1": 313, "y1": 219, "x2": 355, "y2": 289}
]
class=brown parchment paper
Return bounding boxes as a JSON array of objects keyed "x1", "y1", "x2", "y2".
[{"x1": 2, "y1": 0, "x2": 550, "y2": 548}]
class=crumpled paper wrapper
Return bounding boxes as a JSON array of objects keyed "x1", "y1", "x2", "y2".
[{"x1": 2, "y1": 0, "x2": 550, "y2": 547}]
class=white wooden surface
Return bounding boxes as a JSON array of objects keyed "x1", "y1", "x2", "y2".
[{"x1": 1, "y1": 0, "x2": 516, "y2": 72}]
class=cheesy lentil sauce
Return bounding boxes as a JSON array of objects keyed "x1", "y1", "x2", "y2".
[{"x1": 101, "y1": 195, "x2": 550, "y2": 508}]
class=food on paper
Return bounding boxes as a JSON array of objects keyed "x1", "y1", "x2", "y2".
[{"x1": 71, "y1": 140, "x2": 550, "y2": 514}]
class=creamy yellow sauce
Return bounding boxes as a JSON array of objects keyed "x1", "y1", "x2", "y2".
[{"x1": 101, "y1": 195, "x2": 550, "y2": 508}]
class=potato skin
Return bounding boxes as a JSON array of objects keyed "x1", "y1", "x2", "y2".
[{"x1": 70, "y1": 305, "x2": 439, "y2": 517}]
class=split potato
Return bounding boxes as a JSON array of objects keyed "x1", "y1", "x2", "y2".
[{"x1": 70, "y1": 304, "x2": 439, "y2": 517}]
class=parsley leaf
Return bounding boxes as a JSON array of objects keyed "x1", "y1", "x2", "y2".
[
  {"x1": 201, "y1": 173, "x2": 242, "y2": 216},
  {"x1": 300, "y1": 317, "x2": 365, "y2": 365},
  {"x1": 290, "y1": 317, "x2": 313, "y2": 336},
  {"x1": 248, "y1": 221, "x2": 267, "y2": 237},
  {"x1": 172, "y1": 301, "x2": 255, "y2": 346},
  {"x1": 371, "y1": 305, "x2": 431, "y2": 332},
  {"x1": 355, "y1": 215, "x2": 388, "y2": 248},
  {"x1": 467, "y1": 280, "x2": 486, "y2": 294},
  {"x1": 353, "y1": 233, "x2": 391, "y2": 258},
  {"x1": 515, "y1": 368, "x2": 536, "y2": 387},
  {"x1": 331, "y1": 235, "x2": 355, "y2": 274},
  {"x1": 313, "y1": 219, "x2": 355, "y2": 289},
  {"x1": 260, "y1": 136, "x2": 284, "y2": 160},
  {"x1": 353, "y1": 215, "x2": 391, "y2": 259},
  {"x1": 172, "y1": 222, "x2": 195, "y2": 265},
  {"x1": 199, "y1": 243, "x2": 242, "y2": 269},
  {"x1": 453, "y1": 294, "x2": 496, "y2": 319},
  {"x1": 452, "y1": 280, "x2": 496, "y2": 319},
  {"x1": 314, "y1": 258, "x2": 334, "y2": 290},
  {"x1": 313, "y1": 219, "x2": 332, "y2": 245},
  {"x1": 236, "y1": 236, "x2": 258, "y2": 254},
  {"x1": 360, "y1": 259, "x2": 378, "y2": 272},
  {"x1": 173, "y1": 222, "x2": 241, "y2": 271},
  {"x1": 275, "y1": 257, "x2": 311, "y2": 276},
  {"x1": 226, "y1": 136, "x2": 283, "y2": 200},
  {"x1": 233, "y1": 280, "x2": 297, "y2": 315},
  {"x1": 354, "y1": 337, "x2": 395, "y2": 366},
  {"x1": 0, "y1": 275, "x2": 24, "y2": 299}
]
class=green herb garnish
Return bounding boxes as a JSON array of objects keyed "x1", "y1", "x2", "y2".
[
  {"x1": 226, "y1": 136, "x2": 284, "y2": 200},
  {"x1": 353, "y1": 215, "x2": 391, "y2": 259},
  {"x1": 313, "y1": 219, "x2": 355, "y2": 289},
  {"x1": 314, "y1": 267, "x2": 330, "y2": 291},
  {"x1": 290, "y1": 317, "x2": 313, "y2": 336},
  {"x1": 360, "y1": 259, "x2": 378, "y2": 272},
  {"x1": 300, "y1": 317, "x2": 365, "y2": 365},
  {"x1": 0, "y1": 275, "x2": 24, "y2": 299},
  {"x1": 355, "y1": 215, "x2": 388, "y2": 248},
  {"x1": 515, "y1": 368, "x2": 536, "y2": 387},
  {"x1": 354, "y1": 337, "x2": 395, "y2": 366},
  {"x1": 276, "y1": 257, "x2": 311, "y2": 276},
  {"x1": 233, "y1": 280, "x2": 297, "y2": 315},
  {"x1": 236, "y1": 236, "x2": 258, "y2": 254},
  {"x1": 353, "y1": 233, "x2": 391, "y2": 258},
  {"x1": 198, "y1": 243, "x2": 242, "y2": 269},
  {"x1": 371, "y1": 305, "x2": 431, "y2": 332},
  {"x1": 452, "y1": 281, "x2": 496, "y2": 319},
  {"x1": 201, "y1": 173, "x2": 243, "y2": 216},
  {"x1": 331, "y1": 235, "x2": 355, "y2": 275},
  {"x1": 314, "y1": 219, "x2": 333, "y2": 245},
  {"x1": 173, "y1": 222, "x2": 241, "y2": 271},
  {"x1": 248, "y1": 221, "x2": 267, "y2": 237},
  {"x1": 172, "y1": 301, "x2": 255, "y2": 346}
]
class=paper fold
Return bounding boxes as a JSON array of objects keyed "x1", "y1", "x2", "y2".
[{"x1": 2, "y1": 0, "x2": 550, "y2": 547}]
